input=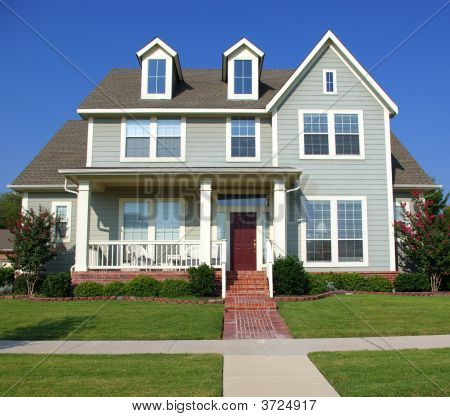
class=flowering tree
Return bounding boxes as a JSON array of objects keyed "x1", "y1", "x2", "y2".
[
  {"x1": 394, "y1": 189, "x2": 450, "y2": 292},
  {"x1": 8, "y1": 208, "x2": 57, "y2": 295}
]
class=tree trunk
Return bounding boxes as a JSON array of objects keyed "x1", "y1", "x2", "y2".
[{"x1": 430, "y1": 272, "x2": 442, "y2": 292}]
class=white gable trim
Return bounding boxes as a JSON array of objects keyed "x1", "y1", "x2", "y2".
[
  {"x1": 222, "y1": 38, "x2": 264, "y2": 81},
  {"x1": 265, "y1": 30, "x2": 398, "y2": 115}
]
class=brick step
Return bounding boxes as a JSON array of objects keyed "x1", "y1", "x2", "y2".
[
  {"x1": 224, "y1": 296, "x2": 277, "y2": 312},
  {"x1": 226, "y1": 291, "x2": 269, "y2": 296},
  {"x1": 225, "y1": 306, "x2": 277, "y2": 312},
  {"x1": 227, "y1": 277, "x2": 268, "y2": 283},
  {"x1": 226, "y1": 272, "x2": 267, "y2": 277},
  {"x1": 227, "y1": 283, "x2": 268, "y2": 288}
]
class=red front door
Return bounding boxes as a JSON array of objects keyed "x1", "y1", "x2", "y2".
[{"x1": 230, "y1": 212, "x2": 257, "y2": 271}]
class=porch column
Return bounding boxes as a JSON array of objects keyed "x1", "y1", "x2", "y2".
[
  {"x1": 199, "y1": 179, "x2": 212, "y2": 264},
  {"x1": 74, "y1": 180, "x2": 91, "y2": 272},
  {"x1": 273, "y1": 179, "x2": 286, "y2": 257}
]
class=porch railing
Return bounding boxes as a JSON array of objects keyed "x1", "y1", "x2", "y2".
[
  {"x1": 265, "y1": 239, "x2": 274, "y2": 298},
  {"x1": 88, "y1": 240, "x2": 226, "y2": 270}
]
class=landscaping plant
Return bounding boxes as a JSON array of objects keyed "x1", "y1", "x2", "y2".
[
  {"x1": 8, "y1": 208, "x2": 57, "y2": 295},
  {"x1": 394, "y1": 272, "x2": 430, "y2": 292},
  {"x1": 41, "y1": 272, "x2": 72, "y2": 297},
  {"x1": 102, "y1": 281, "x2": 126, "y2": 296},
  {"x1": 73, "y1": 282, "x2": 104, "y2": 297},
  {"x1": 123, "y1": 276, "x2": 161, "y2": 297},
  {"x1": 394, "y1": 188, "x2": 450, "y2": 292},
  {"x1": 188, "y1": 263, "x2": 215, "y2": 297},
  {"x1": 273, "y1": 255, "x2": 308, "y2": 295},
  {"x1": 159, "y1": 279, "x2": 192, "y2": 298}
]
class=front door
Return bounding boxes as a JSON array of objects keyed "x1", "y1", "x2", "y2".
[{"x1": 230, "y1": 212, "x2": 257, "y2": 270}]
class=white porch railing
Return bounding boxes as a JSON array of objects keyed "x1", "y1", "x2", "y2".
[
  {"x1": 265, "y1": 239, "x2": 274, "y2": 298},
  {"x1": 89, "y1": 240, "x2": 226, "y2": 271}
]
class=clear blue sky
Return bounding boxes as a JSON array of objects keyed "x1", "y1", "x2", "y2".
[{"x1": 1, "y1": 0, "x2": 449, "y2": 192}]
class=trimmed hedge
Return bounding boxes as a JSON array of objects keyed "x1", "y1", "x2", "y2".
[
  {"x1": 394, "y1": 273, "x2": 430, "y2": 292},
  {"x1": 273, "y1": 255, "x2": 308, "y2": 295},
  {"x1": 73, "y1": 282, "x2": 104, "y2": 297},
  {"x1": 0, "y1": 267, "x2": 14, "y2": 287},
  {"x1": 159, "y1": 279, "x2": 192, "y2": 298},
  {"x1": 41, "y1": 272, "x2": 72, "y2": 297},
  {"x1": 102, "y1": 281, "x2": 126, "y2": 296},
  {"x1": 307, "y1": 272, "x2": 393, "y2": 294},
  {"x1": 188, "y1": 264, "x2": 215, "y2": 297},
  {"x1": 123, "y1": 276, "x2": 160, "y2": 297}
]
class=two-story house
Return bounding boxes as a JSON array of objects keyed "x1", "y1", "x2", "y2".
[{"x1": 9, "y1": 31, "x2": 436, "y2": 297}]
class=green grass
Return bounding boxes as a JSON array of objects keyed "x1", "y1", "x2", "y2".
[
  {"x1": 278, "y1": 294, "x2": 450, "y2": 338},
  {"x1": 0, "y1": 354, "x2": 222, "y2": 396},
  {"x1": 0, "y1": 300, "x2": 223, "y2": 340},
  {"x1": 309, "y1": 348, "x2": 450, "y2": 397}
]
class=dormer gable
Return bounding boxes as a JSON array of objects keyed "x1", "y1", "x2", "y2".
[
  {"x1": 222, "y1": 38, "x2": 264, "y2": 100},
  {"x1": 136, "y1": 37, "x2": 183, "y2": 100}
]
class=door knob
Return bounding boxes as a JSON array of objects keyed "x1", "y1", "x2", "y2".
[{"x1": 253, "y1": 239, "x2": 256, "y2": 249}]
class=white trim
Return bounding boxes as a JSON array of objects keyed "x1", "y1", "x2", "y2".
[
  {"x1": 199, "y1": 179, "x2": 212, "y2": 264},
  {"x1": 21, "y1": 192, "x2": 28, "y2": 213},
  {"x1": 266, "y1": 30, "x2": 398, "y2": 115},
  {"x1": 298, "y1": 109, "x2": 365, "y2": 160},
  {"x1": 140, "y1": 49, "x2": 172, "y2": 100},
  {"x1": 223, "y1": 38, "x2": 264, "y2": 60},
  {"x1": 120, "y1": 116, "x2": 186, "y2": 163},
  {"x1": 272, "y1": 107, "x2": 279, "y2": 167},
  {"x1": 227, "y1": 47, "x2": 260, "y2": 100},
  {"x1": 394, "y1": 184, "x2": 441, "y2": 190},
  {"x1": 78, "y1": 108, "x2": 266, "y2": 115},
  {"x1": 272, "y1": 179, "x2": 286, "y2": 257},
  {"x1": 384, "y1": 109, "x2": 396, "y2": 271},
  {"x1": 225, "y1": 117, "x2": 261, "y2": 162},
  {"x1": 86, "y1": 117, "x2": 93, "y2": 167},
  {"x1": 322, "y1": 69, "x2": 337, "y2": 94},
  {"x1": 300, "y1": 195, "x2": 369, "y2": 268},
  {"x1": 51, "y1": 201, "x2": 72, "y2": 243},
  {"x1": 74, "y1": 180, "x2": 91, "y2": 271}
]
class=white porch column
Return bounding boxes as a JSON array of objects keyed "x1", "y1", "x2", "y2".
[
  {"x1": 273, "y1": 179, "x2": 287, "y2": 257},
  {"x1": 74, "y1": 180, "x2": 91, "y2": 272},
  {"x1": 199, "y1": 179, "x2": 212, "y2": 265}
]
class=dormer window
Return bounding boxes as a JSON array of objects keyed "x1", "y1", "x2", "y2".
[
  {"x1": 148, "y1": 59, "x2": 166, "y2": 94},
  {"x1": 234, "y1": 60, "x2": 252, "y2": 94}
]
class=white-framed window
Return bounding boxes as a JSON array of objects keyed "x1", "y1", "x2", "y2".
[
  {"x1": 226, "y1": 117, "x2": 260, "y2": 161},
  {"x1": 394, "y1": 201, "x2": 411, "y2": 222},
  {"x1": 51, "y1": 201, "x2": 72, "y2": 243},
  {"x1": 301, "y1": 196, "x2": 368, "y2": 267},
  {"x1": 299, "y1": 110, "x2": 365, "y2": 159},
  {"x1": 323, "y1": 69, "x2": 337, "y2": 94},
  {"x1": 227, "y1": 49, "x2": 259, "y2": 100},
  {"x1": 119, "y1": 199, "x2": 184, "y2": 241},
  {"x1": 234, "y1": 60, "x2": 252, "y2": 94},
  {"x1": 148, "y1": 59, "x2": 166, "y2": 94},
  {"x1": 120, "y1": 117, "x2": 186, "y2": 162}
]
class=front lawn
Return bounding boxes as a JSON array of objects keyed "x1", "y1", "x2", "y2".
[
  {"x1": 0, "y1": 354, "x2": 222, "y2": 396},
  {"x1": 309, "y1": 348, "x2": 450, "y2": 396},
  {"x1": 278, "y1": 294, "x2": 450, "y2": 338},
  {"x1": 0, "y1": 300, "x2": 223, "y2": 340}
]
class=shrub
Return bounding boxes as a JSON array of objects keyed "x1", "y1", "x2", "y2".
[
  {"x1": 41, "y1": 272, "x2": 72, "y2": 297},
  {"x1": 362, "y1": 275, "x2": 394, "y2": 292},
  {"x1": 394, "y1": 273, "x2": 430, "y2": 292},
  {"x1": 273, "y1": 255, "x2": 308, "y2": 295},
  {"x1": 13, "y1": 274, "x2": 44, "y2": 295},
  {"x1": 123, "y1": 276, "x2": 160, "y2": 297},
  {"x1": 73, "y1": 282, "x2": 104, "y2": 297},
  {"x1": 307, "y1": 274, "x2": 330, "y2": 295},
  {"x1": 307, "y1": 273, "x2": 393, "y2": 294},
  {"x1": 0, "y1": 267, "x2": 14, "y2": 287},
  {"x1": 188, "y1": 263, "x2": 215, "y2": 297},
  {"x1": 159, "y1": 279, "x2": 192, "y2": 298},
  {"x1": 103, "y1": 281, "x2": 126, "y2": 296}
]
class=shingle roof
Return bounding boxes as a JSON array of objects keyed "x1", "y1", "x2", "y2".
[
  {"x1": 391, "y1": 132, "x2": 434, "y2": 185},
  {"x1": 10, "y1": 120, "x2": 433, "y2": 188},
  {"x1": 78, "y1": 69, "x2": 294, "y2": 109},
  {"x1": 0, "y1": 229, "x2": 13, "y2": 252},
  {"x1": 11, "y1": 120, "x2": 88, "y2": 186}
]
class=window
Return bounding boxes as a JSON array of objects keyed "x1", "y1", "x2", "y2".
[
  {"x1": 306, "y1": 201, "x2": 332, "y2": 262},
  {"x1": 394, "y1": 201, "x2": 410, "y2": 222},
  {"x1": 234, "y1": 60, "x2": 252, "y2": 94},
  {"x1": 303, "y1": 113, "x2": 329, "y2": 155},
  {"x1": 157, "y1": 119, "x2": 181, "y2": 157},
  {"x1": 155, "y1": 202, "x2": 180, "y2": 240},
  {"x1": 338, "y1": 200, "x2": 363, "y2": 262},
  {"x1": 123, "y1": 202, "x2": 149, "y2": 240},
  {"x1": 125, "y1": 119, "x2": 150, "y2": 158},
  {"x1": 231, "y1": 117, "x2": 256, "y2": 158},
  {"x1": 323, "y1": 70, "x2": 336, "y2": 94},
  {"x1": 335, "y1": 114, "x2": 360, "y2": 155},
  {"x1": 299, "y1": 110, "x2": 364, "y2": 159},
  {"x1": 148, "y1": 59, "x2": 166, "y2": 94},
  {"x1": 216, "y1": 212, "x2": 226, "y2": 240},
  {"x1": 52, "y1": 202, "x2": 71, "y2": 242}
]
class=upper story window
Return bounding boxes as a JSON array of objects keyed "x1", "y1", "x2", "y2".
[
  {"x1": 323, "y1": 70, "x2": 337, "y2": 94},
  {"x1": 125, "y1": 119, "x2": 150, "y2": 158},
  {"x1": 148, "y1": 59, "x2": 166, "y2": 94},
  {"x1": 234, "y1": 60, "x2": 252, "y2": 94},
  {"x1": 157, "y1": 119, "x2": 181, "y2": 158},
  {"x1": 226, "y1": 117, "x2": 260, "y2": 161},
  {"x1": 52, "y1": 201, "x2": 72, "y2": 243},
  {"x1": 299, "y1": 110, "x2": 365, "y2": 159}
]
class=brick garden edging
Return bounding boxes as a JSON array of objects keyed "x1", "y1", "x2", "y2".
[{"x1": 0, "y1": 295, "x2": 224, "y2": 304}]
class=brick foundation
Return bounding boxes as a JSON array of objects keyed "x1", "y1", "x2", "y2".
[{"x1": 71, "y1": 270, "x2": 190, "y2": 284}]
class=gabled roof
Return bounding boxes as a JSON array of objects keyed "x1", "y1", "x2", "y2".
[
  {"x1": 266, "y1": 30, "x2": 398, "y2": 115},
  {"x1": 222, "y1": 38, "x2": 265, "y2": 81},
  {"x1": 136, "y1": 37, "x2": 183, "y2": 81}
]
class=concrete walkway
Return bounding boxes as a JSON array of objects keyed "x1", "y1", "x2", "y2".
[{"x1": 1, "y1": 335, "x2": 449, "y2": 397}]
